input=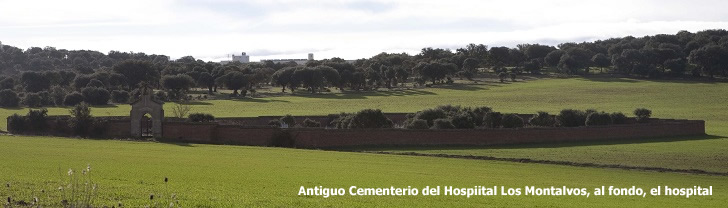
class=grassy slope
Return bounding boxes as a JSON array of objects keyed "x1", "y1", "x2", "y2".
[
  {"x1": 1, "y1": 77, "x2": 726, "y2": 172},
  {"x1": 1, "y1": 135, "x2": 726, "y2": 207}
]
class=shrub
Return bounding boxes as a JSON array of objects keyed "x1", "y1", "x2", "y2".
[
  {"x1": 610, "y1": 112, "x2": 627, "y2": 124},
  {"x1": 26, "y1": 108, "x2": 48, "y2": 131},
  {"x1": 303, "y1": 118, "x2": 321, "y2": 128},
  {"x1": 431, "y1": 118, "x2": 455, "y2": 129},
  {"x1": 585, "y1": 112, "x2": 612, "y2": 126},
  {"x1": 63, "y1": 92, "x2": 85, "y2": 106},
  {"x1": 69, "y1": 102, "x2": 93, "y2": 136},
  {"x1": 501, "y1": 113, "x2": 524, "y2": 128},
  {"x1": 414, "y1": 108, "x2": 447, "y2": 126},
  {"x1": 529, "y1": 111, "x2": 555, "y2": 127},
  {"x1": 483, "y1": 112, "x2": 503, "y2": 128},
  {"x1": 81, "y1": 87, "x2": 110, "y2": 105},
  {"x1": 451, "y1": 113, "x2": 475, "y2": 129},
  {"x1": 23, "y1": 93, "x2": 42, "y2": 107},
  {"x1": 0, "y1": 89, "x2": 20, "y2": 107},
  {"x1": 470, "y1": 106, "x2": 492, "y2": 126},
  {"x1": 405, "y1": 119, "x2": 429, "y2": 129},
  {"x1": 498, "y1": 72, "x2": 507, "y2": 82},
  {"x1": 347, "y1": 109, "x2": 393, "y2": 129},
  {"x1": 7, "y1": 113, "x2": 27, "y2": 134},
  {"x1": 111, "y1": 90, "x2": 130, "y2": 103},
  {"x1": 330, "y1": 113, "x2": 353, "y2": 129},
  {"x1": 556, "y1": 109, "x2": 587, "y2": 127},
  {"x1": 280, "y1": 114, "x2": 296, "y2": 126},
  {"x1": 634, "y1": 108, "x2": 652, "y2": 123},
  {"x1": 268, "y1": 119, "x2": 282, "y2": 127},
  {"x1": 188, "y1": 113, "x2": 215, "y2": 122}
]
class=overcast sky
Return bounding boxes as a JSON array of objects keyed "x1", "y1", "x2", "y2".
[{"x1": 1, "y1": 0, "x2": 727, "y2": 62}]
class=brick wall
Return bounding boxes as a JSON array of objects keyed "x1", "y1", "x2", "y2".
[
  {"x1": 289, "y1": 120, "x2": 705, "y2": 148},
  {"x1": 10, "y1": 115, "x2": 706, "y2": 149}
]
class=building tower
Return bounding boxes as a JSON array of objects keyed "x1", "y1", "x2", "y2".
[
  {"x1": 308, "y1": 53, "x2": 314, "y2": 61},
  {"x1": 0, "y1": 41, "x2": 3, "y2": 52},
  {"x1": 232, "y1": 52, "x2": 250, "y2": 63}
]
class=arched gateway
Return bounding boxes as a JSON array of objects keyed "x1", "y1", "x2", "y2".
[{"x1": 130, "y1": 85, "x2": 164, "y2": 138}]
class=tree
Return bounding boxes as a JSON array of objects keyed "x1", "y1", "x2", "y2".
[
  {"x1": 0, "y1": 89, "x2": 20, "y2": 107},
  {"x1": 63, "y1": 92, "x2": 85, "y2": 106},
  {"x1": 197, "y1": 72, "x2": 215, "y2": 93},
  {"x1": 431, "y1": 119, "x2": 455, "y2": 129},
  {"x1": 81, "y1": 87, "x2": 110, "y2": 105},
  {"x1": 20, "y1": 71, "x2": 51, "y2": 92},
  {"x1": 69, "y1": 102, "x2": 93, "y2": 136},
  {"x1": 271, "y1": 67, "x2": 297, "y2": 92},
  {"x1": 347, "y1": 109, "x2": 394, "y2": 129},
  {"x1": 634, "y1": 108, "x2": 652, "y2": 123},
  {"x1": 688, "y1": 45, "x2": 728, "y2": 77},
  {"x1": 293, "y1": 67, "x2": 324, "y2": 93},
  {"x1": 216, "y1": 71, "x2": 249, "y2": 96},
  {"x1": 544, "y1": 50, "x2": 565, "y2": 67},
  {"x1": 112, "y1": 60, "x2": 159, "y2": 87},
  {"x1": 161, "y1": 74, "x2": 196, "y2": 100},
  {"x1": 591, "y1": 53, "x2": 611, "y2": 72}
]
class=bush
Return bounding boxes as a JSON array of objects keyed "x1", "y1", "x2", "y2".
[
  {"x1": 501, "y1": 113, "x2": 524, "y2": 128},
  {"x1": 26, "y1": 108, "x2": 48, "y2": 131},
  {"x1": 81, "y1": 87, "x2": 110, "y2": 105},
  {"x1": 451, "y1": 113, "x2": 475, "y2": 129},
  {"x1": 556, "y1": 109, "x2": 587, "y2": 127},
  {"x1": 188, "y1": 113, "x2": 215, "y2": 122},
  {"x1": 23, "y1": 93, "x2": 43, "y2": 107},
  {"x1": 69, "y1": 102, "x2": 93, "y2": 136},
  {"x1": 483, "y1": 112, "x2": 503, "y2": 128},
  {"x1": 268, "y1": 119, "x2": 282, "y2": 127},
  {"x1": 430, "y1": 118, "x2": 455, "y2": 129},
  {"x1": 0, "y1": 89, "x2": 20, "y2": 107},
  {"x1": 347, "y1": 109, "x2": 393, "y2": 129},
  {"x1": 634, "y1": 108, "x2": 652, "y2": 123},
  {"x1": 303, "y1": 118, "x2": 321, "y2": 128},
  {"x1": 610, "y1": 112, "x2": 627, "y2": 124},
  {"x1": 7, "y1": 114, "x2": 27, "y2": 134},
  {"x1": 585, "y1": 112, "x2": 612, "y2": 126},
  {"x1": 529, "y1": 111, "x2": 555, "y2": 127},
  {"x1": 470, "y1": 106, "x2": 492, "y2": 126},
  {"x1": 63, "y1": 92, "x2": 85, "y2": 106},
  {"x1": 280, "y1": 114, "x2": 296, "y2": 126},
  {"x1": 405, "y1": 119, "x2": 429, "y2": 129},
  {"x1": 330, "y1": 113, "x2": 353, "y2": 129},
  {"x1": 413, "y1": 108, "x2": 447, "y2": 126},
  {"x1": 111, "y1": 90, "x2": 130, "y2": 103}
]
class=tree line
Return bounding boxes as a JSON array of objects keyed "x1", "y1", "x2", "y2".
[{"x1": 1, "y1": 29, "x2": 727, "y2": 107}]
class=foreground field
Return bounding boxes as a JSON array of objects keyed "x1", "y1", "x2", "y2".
[
  {"x1": 0, "y1": 135, "x2": 725, "y2": 207},
  {"x1": 0, "y1": 77, "x2": 726, "y2": 173}
]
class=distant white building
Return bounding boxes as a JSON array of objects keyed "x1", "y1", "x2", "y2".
[
  {"x1": 260, "y1": 53, "x2": 315, "y2": 65},
  {"x1": 220, "y1": 52, "x2": 250, "y2": 64}
]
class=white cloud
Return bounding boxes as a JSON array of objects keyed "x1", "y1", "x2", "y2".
[{"x1": 1, "y1": 0, "x2": 727, "y2": 61}]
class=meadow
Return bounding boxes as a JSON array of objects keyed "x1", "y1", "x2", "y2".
[
  {"x1": 1, "y1": 135, "x2": 726, "y2": 207},
  {"x1": 1, "y1": 77, "x2": 727, "y2": 206}
]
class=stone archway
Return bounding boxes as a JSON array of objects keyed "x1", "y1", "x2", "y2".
[{"x1": 130, "y1": 84, "x2": 164, "y2": 138}]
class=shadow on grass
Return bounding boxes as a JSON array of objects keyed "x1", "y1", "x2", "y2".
[
  {"x1": 342, "y1": 134, "x2": 726, "y2": 152},
  {"x1": 229, "y1": 97, "x2": 290, "y2": 103},
  {"x1": 159, "y1": 141, "x2": 194, "y2": 147},
  {"x1": 178, "y1": 101, "x2": 213, "y2": 105},
  {"x1": 290, "y1": 89, "x2": 437, "y2": 99}
]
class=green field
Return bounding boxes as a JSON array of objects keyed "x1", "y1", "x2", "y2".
[
  {"x1": 1, "y1": 77, "x2": 727, "y2": 206},
  {"x1": 1, "y1": 135, "x2": 726, "y2": 207}
]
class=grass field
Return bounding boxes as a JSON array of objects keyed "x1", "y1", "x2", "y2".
[
  {"x1": 1, "y1": 77, "x2": 727, "y2": 206},
  {"x1": 1, "y1": 135, "x2": 726, "y2": 207}
]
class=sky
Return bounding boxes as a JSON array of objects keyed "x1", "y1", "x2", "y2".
[{"x1": 1, "y1": 0, "x2": 728, "y2": 62}]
